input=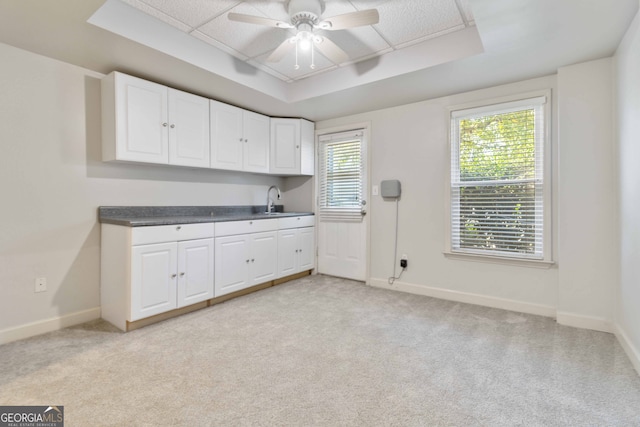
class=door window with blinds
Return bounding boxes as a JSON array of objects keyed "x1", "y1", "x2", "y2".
[
  {"x1": 449, "y1": 95, "x2": 549, "y2": 260},
  {"x1": 318, "y1": 130, "x2": 365, "y2": 222}
]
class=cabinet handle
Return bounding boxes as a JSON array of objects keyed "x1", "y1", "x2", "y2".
[
  {"x1": 171, "y1": 274, "x2": 177, "y2": 279},
  {"x1": 170, "y1": 124, "x2": 175, "y2": 129},
  {"x1": 180, "y1": 272, "x2": 185, "y2": 277},
  {"x1": 162, "y1": 122, "x2": 168, "y2": 127}
]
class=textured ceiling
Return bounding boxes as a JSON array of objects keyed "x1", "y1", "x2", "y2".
[{"x1": 120, "y1": 0, "x2": 475, "y2": 82}]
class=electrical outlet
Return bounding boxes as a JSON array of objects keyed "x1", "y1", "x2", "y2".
[
  {"x1": 35, "y1": 277, "x2": 47, "y2": 293},
  {"x1": 400, "y1": 254, "x2": 408, "y2": 269}
]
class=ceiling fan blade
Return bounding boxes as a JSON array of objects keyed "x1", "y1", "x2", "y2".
[
  {"x1": 316, "y1": 9, "x2": 379, "y2": 30},
  {"x1": 228, "y1": 12, "x2": 293, "y2": 29},
  {"x1": 314, "y1": 36, "x2": 349, "y2": 64},
  {"x1": 267, "y1": 38, "x2": 296, "y2": 62}
]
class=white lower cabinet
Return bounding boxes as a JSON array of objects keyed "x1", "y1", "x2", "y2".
[
  {"x1": 101, "y1": 216, "x2": 315, "y2": 331},
  {"x1": 101, "y1": 223, "x2": 215, "y2": 331},
  {"x1": 215, "y1": 231, "x2": 277, "y2": 297},
  {"x1": 277, "y1": 227, "x2": 315, "y2": 278},
  {"x1": 131, "y1": 238, "x2": 214, "y2": 321}
]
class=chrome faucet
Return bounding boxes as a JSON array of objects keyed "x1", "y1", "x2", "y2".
[{"x1": 266, "y1": 185, "x2": 281, "y2": 213}]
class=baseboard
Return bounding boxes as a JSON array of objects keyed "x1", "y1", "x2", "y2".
[
  {"x1": 0, "y1": 307, "x2": 101, "y2": 345},
  {"x1": 368, "y1": 278, "x2": 556, "y2": 318},
  {"x1": 614, "y1": 323, "x2": 640, "y2": 377},
  {"x1": 556, "y1": 311, "x2": 614, "y2": 333}
]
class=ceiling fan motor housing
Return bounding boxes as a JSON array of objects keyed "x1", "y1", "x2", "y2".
[{"x1": 288, "y1": 0, "x2": 325, "y2": 24}]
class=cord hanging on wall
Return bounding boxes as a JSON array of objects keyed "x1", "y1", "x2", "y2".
[{"x1": 382, "y1": 180, "x2": 404, "y2": 285}]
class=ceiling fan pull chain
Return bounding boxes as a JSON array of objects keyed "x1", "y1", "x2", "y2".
[
  {"x1": 295, "y1": 40, "x2": 300, "y2": 70},
  {"x1": 310, "y1": 39, "x2": 316, "y2": 69}
]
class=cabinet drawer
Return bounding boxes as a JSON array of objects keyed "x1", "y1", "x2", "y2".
[
  {"x1": 132, "y1": 223, "x2": 214, "y2": 245},
  {"x1": 278, "y1": 216, "x2": 315, "y2": 229},
  {"x1": 215, "y1": 219, "x2": 278, "y2": 237}
]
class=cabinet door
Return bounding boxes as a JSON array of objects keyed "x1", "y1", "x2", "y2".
[
  {"x1": 277, "y1": 229, "x2": 298, "y2": 278},
  {"x1": 298, "y1": 227, "x2": 316, "y2": 271},
  {"x1": 169, "y1": 89, "x2": 210, "y2": 168},
  {"x1": 115, "y1": 73, "x2": 169, "y2": 164},
  {"x1": 131, "y1": 242, "x2": 177, "y2": 321},
  {"x1": 215, "y1": 234, "x2": 250, "y2": 296},
  {"x1": 270, "y1": 118, "x2": 300, "y2": 175},
  {"x1": 300, "y1": 119, "x2": 315, "y2": 176},
  {"x1": 177, "y1": 238, "x2": 214, "y2": 307},
  {"x1": 243, "y1": 111, "x2": 270, "y2": 173},
  {"x1": 249, "y1": 231, "x2": 278, "y2": 285},
  {"x1": 210, "y1": 100, "x2": 243, "y2": 171}
]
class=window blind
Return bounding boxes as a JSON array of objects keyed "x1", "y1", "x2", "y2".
[
  {"x1": 318, "y1": 130, "x2": 364, "y2": 222},
  {"x1": 450, "y1": 96, "x2": 546, "y2": 259}
]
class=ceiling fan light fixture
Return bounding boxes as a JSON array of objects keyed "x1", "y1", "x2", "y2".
[{"x1": 297, "y1": 31, "x2": 313, "y2": 51}]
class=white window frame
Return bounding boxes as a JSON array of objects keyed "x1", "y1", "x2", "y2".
[{"x1": 445, "y1": 90, "x2": 554, "y2": 267}]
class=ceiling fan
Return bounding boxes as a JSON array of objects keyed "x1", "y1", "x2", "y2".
[{"x1": 228, "y1": 0, "x2": 380, "y2": 69}]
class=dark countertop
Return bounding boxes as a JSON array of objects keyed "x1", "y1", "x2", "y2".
[{"x1": 98, "y1": 206, "x2": 314, "y2": 227}]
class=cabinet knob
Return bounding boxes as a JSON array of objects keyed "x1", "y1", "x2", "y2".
[
  {"x1": 246, "y1": 259, "x2": 250, "y2": 263},
  {"x1": 239, "y1": 138, "x2": 243, "y2": 142},
  {"x1": 180, "y1": 272, "x2": 185, "y2": 277},
  {"x1": 245, "y1": 139, "x2": 248, "y2": 143},
  {"x1": 170, "y1": 124, "x2": 175, "y2": 129},
  {"x1": 296, "y1": 145, "x2": 300, "y2": 148},
  {"x1": 162, "y1": 122, "x2": 168, "y2": 127},
  {"x1": 251, "y1": 258, "x2": 255, "y2": 263},
  {"x1": 171, "y1": 274, "x2": 177, "y2": 279},
  {"x1": 176, "y1": 226, "x2": 182, "y2": 231}
]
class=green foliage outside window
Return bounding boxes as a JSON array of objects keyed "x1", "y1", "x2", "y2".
[{"x1": 456, "y1": 109, "x2": 538, "y2": 255}]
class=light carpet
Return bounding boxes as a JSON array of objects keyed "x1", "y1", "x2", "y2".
[{"x1": 1, "y1": 275, "x2": 639, "y2": 426}]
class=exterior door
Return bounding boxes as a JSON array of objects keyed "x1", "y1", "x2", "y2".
[{"x1": 317, "y1": 129, "x2": 368, "y2": 281}]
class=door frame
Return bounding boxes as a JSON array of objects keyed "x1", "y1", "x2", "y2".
[{"x1": 313, "y1": 121, "x2": 372, "y2": 283}]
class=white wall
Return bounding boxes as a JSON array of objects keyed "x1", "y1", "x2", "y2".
[
  {"x1": 0, "y1": 42, "x2": 283, "y2": 342},
  {"x1": 615, "y1": 4, "x2": 640, "y2": 373},
  {"x1": 556, "y1": 58, "x2": 616, "y2": 332},
  {"x1": 316, "y1": 76, "x2": 561, "y2": 316}
]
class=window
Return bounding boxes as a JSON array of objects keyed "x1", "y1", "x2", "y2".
[
  {"x1": 318, "y1": 130, "x2": 365, "y2": 222},
  {"x1": 449, "y1": 95, "x2": 548, "y2": 261}
]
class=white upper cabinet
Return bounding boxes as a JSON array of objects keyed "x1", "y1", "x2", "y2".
[
  {"x1": 102, "y1": 72, "x2": 210, "y2": 167},
  {"x1": 168, "y1": 88, "x2": 210, "y2": 168},
  {"x1": 210, "y1": 100, "x2": 270, "y2": 173},
  {"x1": 270, "y1": 118, "x2": 315, "y2": 176},
  {"x1": 103, "y1": 72, "x2": 169, "y2": 164},
  {"x1": 243, "y1": 111, "x2": 270, "y2": 173}
]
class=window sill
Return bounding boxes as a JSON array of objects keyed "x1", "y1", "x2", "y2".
[{"x1": 443, "y1": 251, "x2": 556, "y2": 269}]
